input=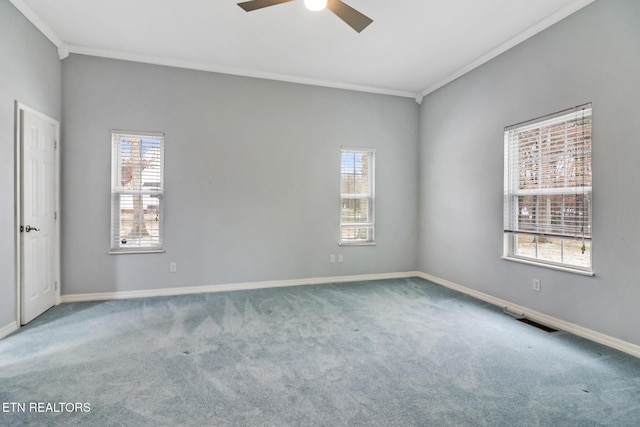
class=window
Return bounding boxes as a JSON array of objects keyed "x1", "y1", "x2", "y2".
[
  {"x1": 340, "y1": 148, "x2": 375, "y2": 244},
  {"x1": 504, "y1": 104, "x2": 592, "y2": 272},
  {"x1": 110, "y1": 131, "x2": 164, "y2": 253}
]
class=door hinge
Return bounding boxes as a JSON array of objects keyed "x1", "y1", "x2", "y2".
[
  {"x1": 54, "y1": 140, "x2": 58, "y2": 150},
  {"x1": 55, "y1": 281, "x2": 58, "y2": 291},
  {"x1": 54, "y1": 211, "x2": 57, "y2": 220}
]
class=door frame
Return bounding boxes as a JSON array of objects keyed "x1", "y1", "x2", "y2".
[{"x1": 14, "y1": 102, "x2": 61, "y2": 326}]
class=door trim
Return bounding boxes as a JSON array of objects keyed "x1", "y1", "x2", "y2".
[{"x1": 15, "y1": 102, "x2": 61, "y2": 327}]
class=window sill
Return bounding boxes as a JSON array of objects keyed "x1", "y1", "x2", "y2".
[
  {"x1": 109, "y1": 249, "x2": 165, "y2": 255},
  {"x1": 339, "y1": 242, "x2": 376, "y2": 246},
  {"x1": 502, "y1": 256, "x2": 594, "y2": 277}
]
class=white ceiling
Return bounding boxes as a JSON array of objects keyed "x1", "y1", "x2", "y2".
[{"x1": 10, "y1": 0, "x2": 594, "y2": 99}]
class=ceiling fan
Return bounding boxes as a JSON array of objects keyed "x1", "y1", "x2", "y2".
[{"x1": 237, "y1": 0, "x2": 373, "y2": 33}]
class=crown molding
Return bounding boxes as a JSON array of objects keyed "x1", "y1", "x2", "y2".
[
  {"x1": 11, "y1": 0, "x2": 594, "y2": 102},
  {"x1": 419, "y1": 0, "x2": 596, "y2": 98},
  {"x1": 68, "y1": 45, "x2": 417, "y2": 99},
  {"x1": 9, "y1": 0, "x2": 415, "y2": 98},
  {"x1": 9, "y1": 0, "x2": 68, "y2": 59}
]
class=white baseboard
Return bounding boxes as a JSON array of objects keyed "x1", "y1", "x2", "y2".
[
  {"x1": 417, "y1": 272, "x2": 640, "y2": 359},
  {"x1": 58, "y1": 270, "x2": 640, "y2": 359},
  {"x1": 61, "y1": 271, "x2": 421, "y2": 303},
  {"x1": 0, "y1": 321, "x2": 19, "y2": 340}
]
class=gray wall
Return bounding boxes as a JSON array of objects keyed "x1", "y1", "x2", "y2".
[
  {"x1": 419, "y1": 0, "x2": 640, "y2": 345},
  {"x1": 61, "y1": 55, "x2": 418, "y2": 294},
  {"x1": 0, "y1": 1, "x2": 61, "y2": 328}
]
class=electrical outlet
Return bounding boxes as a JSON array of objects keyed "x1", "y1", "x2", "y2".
[
  {"x1": 170, "y1": 262, "x2": 177, "y2": 273},
  {"x1": 338, "y1": 254, "x2": 344, "y2": 263},
  {"x1": 330, "y1": 255, "x2": 336, "y2": 263},
  {"x1": 532, "y1": 278, "x2": 541, "y2": 291}
]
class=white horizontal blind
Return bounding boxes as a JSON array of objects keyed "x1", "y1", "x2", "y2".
[
  {"x1": 340, "y1": 148, "x2": 375, "y2": 244},
  {"x1": 504, "y1": 104, "x2": 592, "y2": 269},
  {"x1": 111, "y1": 131, "x2": 164, "y2": 252}
]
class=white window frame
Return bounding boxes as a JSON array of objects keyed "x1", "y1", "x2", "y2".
[
  {"x1": 110, "y1": 130, "x2": 165, "y2": 254},
  {"x1": 503, "y1": 104, "x2": 592, "y2": 274},
  {"x1": 340, "y1": 147, "x2": 375, "y2": 245}
]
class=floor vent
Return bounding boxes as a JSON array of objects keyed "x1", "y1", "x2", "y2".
[{"x1": 517, "y1": 318, "x2": 558, "y2": 333}]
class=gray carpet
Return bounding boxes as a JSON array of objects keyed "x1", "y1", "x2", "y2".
[{"x1": 1, "y1": 278, "x2": 640, "y2": 426}]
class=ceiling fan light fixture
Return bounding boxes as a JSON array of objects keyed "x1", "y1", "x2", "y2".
[{"x1": 304, "y1": 0, "x2": 327, "y2": 12}]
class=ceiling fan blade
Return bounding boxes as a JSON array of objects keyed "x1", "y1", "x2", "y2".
[
  {"x1": 326, "y1": 0, "x2": 373, "y2": 33},
  {"x1": 238, "y1": 0, "x2": 295, "y2": 12}
]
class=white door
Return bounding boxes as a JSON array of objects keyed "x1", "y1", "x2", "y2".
[{"x1": 20, "y1": 109, "x2": 57, "y2": 325}]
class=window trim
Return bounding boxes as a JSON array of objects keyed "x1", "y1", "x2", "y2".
[
  {"x1": 110, "y1": 130, "x2": 165, "y2": 254},
  {"x1": 503, "y1": 104, "x2": 593, "y2": 273},
  {"x1": 501, "y1": 254, "x2": 595, "y2": 277},
  {"x1": 339, "y1": 147, "x2": 376, "y2": 246}
]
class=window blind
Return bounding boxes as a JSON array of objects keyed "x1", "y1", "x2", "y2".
[
  {"x1": 340, "y1": 148, "x2": 375, "y2": 244},
  {"x1": 503, "y1": 104, "x2": 592, "y2": 269},
  {"x1": 110, "y1": 131, "x2": 164, "y2": 252}
]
